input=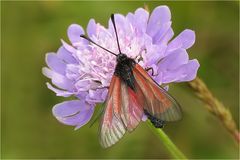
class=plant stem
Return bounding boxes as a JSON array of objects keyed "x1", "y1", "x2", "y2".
[{"x1": 148, "y1": 121, "x2": 187, "y2": 159}]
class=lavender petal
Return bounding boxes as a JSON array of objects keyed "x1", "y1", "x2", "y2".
[
  {"x1": 162, "y1": 59, "x2": 200, "y2": 83},
  {"x1": 57, "y1": 46, "x2": 78, "y2": 64},
  {"x1": 42, "y1": 67, "x2": 73, "y2": 90},
  {"x1": 87, "y1": 19, "x2": 97, "y2": 37},
  {"x1": 67, "y1": 24, "x2": 84, "y2": 44},
  {"x1": 46, "y1": 82, "x2": 73, "y2": 97},
  {"x1": 158, "y1": 49, "x2": 189, "y2": 71},
  {"x1": 52, "y1": 100, "x2": 94, "y2": 128},
  {"x1": 147, "y1": 6, "x2": 171, "y2": 38},
  {"x1": 45, "y1": 53, "x2": 66, "y2": 75},
  {"x1": 176, "y1": 59, "x2": 200, "y2": 82},
  {"x1": 167, "y1": 29, "x2": 195, "y2": 52}
]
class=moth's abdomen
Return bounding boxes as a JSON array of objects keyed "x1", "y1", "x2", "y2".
[{"x1": 144, "y1": 109, "x2": 165, "y2": 128}]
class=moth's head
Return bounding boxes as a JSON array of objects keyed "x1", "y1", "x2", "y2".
[{"x1": 117, "y1": 53, "x2": 127, "y2": 62}]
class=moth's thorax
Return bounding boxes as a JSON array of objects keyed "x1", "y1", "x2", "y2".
[
  {"x1": 116, "y1": 53, "x2": 136, "y2": 65},
  {"x1": 114, "y1": 53, "x2": 136, "y2": 91}
]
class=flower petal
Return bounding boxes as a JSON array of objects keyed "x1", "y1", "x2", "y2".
[
  {"x1": 145, "y1": 42, "x2": 167, "y2": 66},
  {"x1": 167, "y1": 29, "x2": 195, "y2": 52},
  {"x1": 86, "y1": 88, "x2": 107, "y2": 103},
  {"x1": 176, "y1": 59, "x2": 200, "y2": 82},
  {"x1": 113, "y1": 14, "x2": 132, "y2": 40},
  {"x1": 67, "y1": 24, "x2": 84, "y2": 44},
  {"x1": 75, "y1": 79, "x2": 92, "y2": 91},
  {"x1": 147, "y1": 6, "x2": 171, "y2": 38},
  {"x1": 153, "y1": 71, "x2": 163, "y2": 85},
  {"x1": 57, "y1": 46, "x2": 78, "y2": 64},
  {"x1": 42, "y1": 67, "x2": 73, "y2": 90},
  {"x1": 134, "y1": 8, "x2": 149, "y2": 31},
  {"x1": 163, "y1": 85, "x2": 169, "y2": 91},
  {"x1": 52, "y1": 100, "x2": 94, "y2": 128},
  {"x1": 65, "y1": 64, "x2": 81, "y2": 81},
  {"x1": 158, "y1": 49, "x2": 189, "y2": 71},
  {"x1": 160, "y1": 28, "x2": 174, "y2": 48},
  {"x1": 142, "y1": 114, "x2": 148, "y2": 121},
  {"x1": 127, "y1": 8, "x2": 149, "y2": 34},
  {"x1": 45, "y1": 53, "x2": 66, "y2": 75},
  {"x1": 162, "y1": 59, "x2": 200, "y2": 83},
  {"x1": 87, "y1": 19, "x2": 97, "y2": 37},
  {"x1": 46, "y1": 82, "x2": 73, "y2": 97},
  {"x1": 61, "y1": 39, "x2": 77, "y2": 54},
  {"x1": 152, "y1": 22, "x2": 172, "y2": 44}
]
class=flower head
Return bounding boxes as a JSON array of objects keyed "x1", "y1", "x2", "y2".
[{"x1": 43, "y1": 6, "x2": 199, "y2": 129}]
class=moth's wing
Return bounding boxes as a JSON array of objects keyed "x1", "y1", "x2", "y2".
[
  {"x1": 133, "y1": 64, "x2": 182, "y2": 122},
  {"x1": 120, "y1": 80, "x2": 144, "y2": 132},
  {"x1": 99, "y1": 75, "x2": 144, "y2": 148},
  {"x1": 99, "y1": 76, "x2": 125, "y2": 148}
]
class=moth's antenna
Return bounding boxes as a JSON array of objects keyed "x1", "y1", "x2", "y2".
[
  {"x1": 80, "y1": 35, "x2": 117, "y2": 56},
  {"x1": 111, "y1": 14, "x2": 122, "y2": 54}
]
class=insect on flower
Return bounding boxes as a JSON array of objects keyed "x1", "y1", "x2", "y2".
[
  {"x1": 43, "y1": 5, "x2": 200, "y2": 148},
  {"x1": 80, "y1": 14, "x2": 182, "y2": 148}
]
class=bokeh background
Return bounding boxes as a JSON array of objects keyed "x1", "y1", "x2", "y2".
[{"x1": 1, "y1": 1, "x2": 239, "y2": 159}]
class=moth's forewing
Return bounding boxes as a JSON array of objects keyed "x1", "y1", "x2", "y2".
[
  {"x1": 99, "y1": 74, "x2": 144, "y2": 148},
  {"x1": 99, "y1": 76, "x2": 126, "y2": 148},
  {"x1": 133, "y1": 64, "x2": 182, "y2": 121}
]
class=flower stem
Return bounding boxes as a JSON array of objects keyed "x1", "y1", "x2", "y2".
[
  {"x1": 188, "y1": 77, "x2": 240, "y2": 143},
  {"x1": 147, "y1": 121, "x2": 187, "y2": 159}
]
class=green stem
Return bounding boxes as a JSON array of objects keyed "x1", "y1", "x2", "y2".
[{"x1": 148, "y1": 121, "x2": 187, "y2": 159}]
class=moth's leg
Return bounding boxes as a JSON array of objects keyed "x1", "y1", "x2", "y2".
[
  {"x1": 134, "y1": 48, "x2": 146, "y2": 62},
  {"x1": 145, "y1": 67, "x2": 158, "y2": 76},
  {"x1": 134, "y1": 55, "x2": 143, "y2": 63}
]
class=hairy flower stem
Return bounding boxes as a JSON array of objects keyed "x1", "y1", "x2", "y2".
[
  {"x1": 188, "y1": 77, "x2": 240, "y2": 143},
  {"x1": 147, "y1": 121, "x2": 187, "y2": 159}
]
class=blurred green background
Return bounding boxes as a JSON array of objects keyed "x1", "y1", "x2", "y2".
[{"x1": 1, "y1": 1, "x2": 239, "y2": 159}]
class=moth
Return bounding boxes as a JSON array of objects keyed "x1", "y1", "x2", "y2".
[{"x1": 80, "y1": 14, "x2": 182, "y2": 148}]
